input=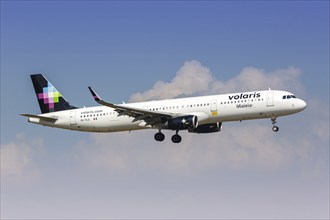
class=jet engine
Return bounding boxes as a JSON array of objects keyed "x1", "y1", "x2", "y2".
[
  {"x1": 166, "y1": 115, "x2": 198, "y2": 130},
  {"x1": 188, "y1": 122, "x2": 222, "y2": 133}
]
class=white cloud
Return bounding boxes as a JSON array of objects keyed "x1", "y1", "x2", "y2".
[
  {"x1": 0, "y1": 133, "x2": 43, "y2": 184},
  {"x1": 129, "y1": 60, "x2": 213, "y2": 102},
  {"x1": 75, "y1": 121, "x2": 326, "y2": 176},
  {"x1": 209, "y1": 66, "x2": 304, "y2": 96},
  {"x1": 129, "y1": 60, "x2": 304, "y2": 102}
]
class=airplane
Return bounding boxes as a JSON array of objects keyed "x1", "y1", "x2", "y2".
[{"x1": 21, "y1": 74, "x2": 307, "y2": 143}]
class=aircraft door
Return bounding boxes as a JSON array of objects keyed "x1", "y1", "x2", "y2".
[
  {"x1": 70, "y1": 110, "x2": 77, "y2": 125},
  {"x1": 266, "y1": 91, "x2": 274, "y2": 107},
  {"x1": 210, "y1": 99, "x2": 218, "y2": 116}
]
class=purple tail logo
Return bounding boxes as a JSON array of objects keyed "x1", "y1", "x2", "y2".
[{"x1": 37, "y1": 82, "x2": 62, "y2": 109}]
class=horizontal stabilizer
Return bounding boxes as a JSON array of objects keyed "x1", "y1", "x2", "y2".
[{"x1": 20, "y1": 113, "x2": 58, "y2": 122}]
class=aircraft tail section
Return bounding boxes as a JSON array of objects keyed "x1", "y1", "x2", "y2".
[{"x1": 30, "y1": 74, "x2": 77, "y2": 113}]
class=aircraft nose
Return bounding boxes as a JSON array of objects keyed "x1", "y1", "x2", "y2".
[{"x1": 297, "y1": 99, "x2": 307, "y2": 111}]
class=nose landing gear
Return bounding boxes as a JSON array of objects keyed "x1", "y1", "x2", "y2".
[{"x1": 271, "y1": 117, "x2": 279, "y2": 132}]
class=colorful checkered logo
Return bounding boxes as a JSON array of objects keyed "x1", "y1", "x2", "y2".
[{"x1": 37, "y1": 82, "x2": 62, "y2": 109}]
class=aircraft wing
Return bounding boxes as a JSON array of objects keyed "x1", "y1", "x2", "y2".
[{"x1": 88, "y1": 87, "x2": 179, "y2": 127}]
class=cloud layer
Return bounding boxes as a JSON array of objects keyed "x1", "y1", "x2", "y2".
[
  {"x1": 1, "y1": 133, "x2": 43, "y2": 185},
  {"x1": 129, "y1": 60, "x2": 304, "y2": 102}
]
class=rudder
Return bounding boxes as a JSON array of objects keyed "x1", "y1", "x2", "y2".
[{"x1": 30, "y1": 74, "x2": 77, "y2": 113}]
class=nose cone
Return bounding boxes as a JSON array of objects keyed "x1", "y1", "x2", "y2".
[{"x1": 296, "y1": 99, "x2": 307, "y2": 111}]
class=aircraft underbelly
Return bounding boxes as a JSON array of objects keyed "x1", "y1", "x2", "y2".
[{"x1": 74, "y1": 116, "x2": 144, "y2": 132}]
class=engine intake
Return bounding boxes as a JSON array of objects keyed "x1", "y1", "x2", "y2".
[
  {"x1": 166, "y1": 115, "x2": 198, "y2": 130},
  {"x1": 188, "y1": 122, "x2": 222, "y2": 133}
]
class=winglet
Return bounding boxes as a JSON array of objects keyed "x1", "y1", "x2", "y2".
[
  {"x1": 88, "y1": 87, "x2": 102, "y2": 102},
  {"x1": 88, "y1": 87, "x2": 116, "y2": 108}
]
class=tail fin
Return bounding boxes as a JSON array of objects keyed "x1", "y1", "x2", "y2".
[{"x1": 30, "y1": 74, "x2": 77, "y2": 113}]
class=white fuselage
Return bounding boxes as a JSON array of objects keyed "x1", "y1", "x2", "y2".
[{"x1": 27, "y1": 90, "x2": 306, "y2": 133}]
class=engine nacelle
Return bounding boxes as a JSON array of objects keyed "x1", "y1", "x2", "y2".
[
  {"x1": 188, "y1": 122, "x2": 222, "y2": 133},
  {"x1": 166, "y1": 115, "x2": 198, "y2": 130}
]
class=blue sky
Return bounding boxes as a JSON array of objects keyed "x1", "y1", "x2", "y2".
[{"x1": 1, "y1": 1, "x2": 329, "y2": 219}]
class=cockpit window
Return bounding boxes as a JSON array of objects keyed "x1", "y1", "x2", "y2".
[{"x1": 283, "y1": 95, "x2": 297, "y2": 99}]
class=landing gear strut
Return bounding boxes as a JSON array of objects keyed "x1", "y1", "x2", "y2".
[
  {"x1": 171, "y1": 131, "x2": 182, "y2": 143},
  {"x1": 271, "y1": 117, "x2": 279, "y2": 132},
  {"x1": 154, "y1": 131, "x2": 165, "y2": 142}
]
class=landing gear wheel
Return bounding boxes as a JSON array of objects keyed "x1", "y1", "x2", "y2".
[
  {"x1": 271, "y1": 117, "x2": 279, "y2": 132},
  {"x1": 171, "y1": 134, "x2": 182, "y2": 143},
  {"x1": 154, "y1": 132, "x2": 165, "y2": 142}
]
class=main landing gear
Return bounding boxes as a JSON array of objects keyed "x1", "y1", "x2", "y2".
[
  {"x1": 154, "y1": 131, "x2": 165, "y2": 142},
  {"x1": 171, "y1": 131, "x2": 182, "y2": 143},
  {"x1": 154, "y1": 130, "x2": 182, "y2": 143},
  {"x1": 271, "y1": 117, "x2": 279, "y2": 132}
]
